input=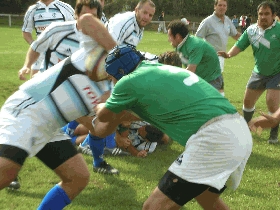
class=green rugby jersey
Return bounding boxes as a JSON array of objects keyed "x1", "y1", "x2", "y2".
[
  {"x1": 106, "y1": 61, "x2": 237, "y2": 146},
  {"x1": 235, "y1": 21, "x2": 280, "y2": 76}
]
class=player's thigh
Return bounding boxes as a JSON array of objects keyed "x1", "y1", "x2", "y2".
[
  {"x1": 244, "y1": 72, "x2": 267, "y2": 107},
  {"x1": 74, "y1": 124, "x2": 89, "y2": 136},
  {"x1": 0, "y1": 144, "x2": 28, "y2": 184},
  {"x1": 36, "y1": 140, "x2": 89, "y2": 182},
  {"x1": 143, "y1": 186, "x2": 181, "y2": 210},
  {"x1": 243, "y1": 88, "x2": 264, "y2": 108},
  {"x1": 195, "y1": 189, "x2": 228, "y2": 210},
  {"x1": 266, "y1": 89, "x2": 280, "y2": 113}
]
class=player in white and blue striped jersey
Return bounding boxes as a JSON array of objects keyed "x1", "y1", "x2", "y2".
[
  {"x1": 22, "y1": 0, "x2": 75, "y2": 78},
  {"x1": 0, "y1": 2, "x2": 117, "y2": 208}
]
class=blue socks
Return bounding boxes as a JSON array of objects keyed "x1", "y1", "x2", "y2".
[
  {"x1": 87, "y1": 133, "x2": 105, "y2": 167},
  {"x1": 105, "y1": 133, "x2": 116, "y2": 149},
  {"x1": 65, "y1": 120, "x2": 79, "y2": 136},
  {"x1": 38, "y1": 184, "x2": 71, "y2": 210},
  {"x1": 62, "y1": 121, "x2": 79, "y2": 146}
]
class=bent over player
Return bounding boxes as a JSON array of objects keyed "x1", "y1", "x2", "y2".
[
  {"x1": 0, "y1": 5, "x2": 117, "y2": 209},
  {"x1": 92, "y1": 45, "x2": 253, "y2": 210}
]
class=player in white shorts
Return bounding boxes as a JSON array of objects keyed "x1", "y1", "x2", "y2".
[
  {"x1": 21, "y1": 0, "x2": 75, "y2": 79},
  {"x1": 0, "y1": 4, "x2": 117, "y2": 208},
  {"x1": 12, "y1": 0, "x2": 106, "y2": 190},
  {"x1": 91, "y1": 45, "x2": 253, "y2": 209}
]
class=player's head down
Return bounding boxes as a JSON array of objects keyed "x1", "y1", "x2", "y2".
[{"x1": 105, "y1": 45, "x2": 144, "y2": 80}]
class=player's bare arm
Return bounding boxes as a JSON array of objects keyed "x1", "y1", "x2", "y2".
[
  {"x1": 18, "y1": 48, "x2": 40, "y2": 80},
  {"x1": 232, "y1": 32, "x2": 241, "y2": 40},
  {"x1": 78, "y1": 14, "x2": 116, "y2": 51},
  {"x1": 22, "y1": 31, "x2": 34, "y2": 45},
  {"x1": 249, "y1": 109, "x2": 280, "y2": 132},
  {"x1": 217, "y1": 46, "x2": 241, "y2": 58},
  {"x1": 186, "y1": 64, "x2": 197, "y2": 73}
]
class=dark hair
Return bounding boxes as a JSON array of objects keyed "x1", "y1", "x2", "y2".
[
  {"x1": 136, "y1": 0, "x2": 155, "y2": 9},
  {"x1": 158, "y1": 51, "x2": 182, "y2": 67},
  {"x1": 75, "y1": 0, "x2": 102, "y2": 19},
  {"x1": 167, "y1": 20, "x2": 189, "y2": 38},
  {"x1": 257, "y1": 1, "x2": 276, "y2": 14},
  {"x1": 214, "y1": 0, "x2": 227, "y2": 6},
  {"x1": 144, "y1": 125, "x2": 164, "y2": 144}
]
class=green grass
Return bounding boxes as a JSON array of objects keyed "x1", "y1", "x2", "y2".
[{"x1": 0, "y1": 27, "x2": 280, "y2": 209}]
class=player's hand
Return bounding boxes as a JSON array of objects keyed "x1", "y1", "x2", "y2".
[
  {"x1": 260, "y1": 112, "x2": 279, "y2": 127},
  {"x1": 137, "y1": 150, "x2": 148, "y2": 158},
  {"x1": 94, "y1": 103, "x2": 106, "y2": 114},
  {"x1": 217, "y1": 51, "x2": 230, "y2": 58},
  {"x1": 115, "y1": 131, "x2": 131, "y2": 148},
  {"x1": 18, "y1": 66, "x2": 31, "y2": 80}
]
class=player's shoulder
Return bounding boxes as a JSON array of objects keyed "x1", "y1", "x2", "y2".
[
  {"x1": 25, "y1": 3, "x2": 38, "y2": 13},
  {"x1": 201, "y1": 14, "x2": 215, "y2": 23},
  {"x1": 109, "y1": 11, "x2": 135, "y2": 23},
  {"x1": 54, "y1": 0, "x2": 74, "y2": 11},
  {"x1": 49, "y1": 20, "x2": 76, "y2": 28}
]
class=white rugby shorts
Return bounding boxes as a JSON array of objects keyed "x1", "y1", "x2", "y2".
[
  {"x1": 168, "y1": 113, "x2": 253, "y2": 191},
  {"x1": 0, "y1": 90, "x2": 70, "y2": 157}
]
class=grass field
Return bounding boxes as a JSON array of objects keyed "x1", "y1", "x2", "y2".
[{"x1": 0, "y1": 26, "x2": 280, "y2": 210}]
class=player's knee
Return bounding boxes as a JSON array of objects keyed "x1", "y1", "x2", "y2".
[{"x1": 0, "y1": 168, "x2": 19, "y2": 189}]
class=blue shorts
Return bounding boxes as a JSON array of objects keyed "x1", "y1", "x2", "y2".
[{"x1": 247, "y1": 72, "x2": 280, "y2": 90}]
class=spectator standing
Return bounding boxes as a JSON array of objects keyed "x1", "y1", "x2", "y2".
[
  {"x1": 232, "y1": 15, "x2": 239, "y2": 29},
  {"x1": 195, "y1": 0, "x2": 241, "y2": 96},
  {"x1": 245, "y1": 14, "x2": 252, "y2": 29},
  {"x1": 158, "y1": 11, "x2": 167, "y2": 33},
  {"x1": 218, "y1": 1, "x2": 280, "y2": 144},
  {"x1": 241, "y1": 15, "x2": 246, "y2": 33}
]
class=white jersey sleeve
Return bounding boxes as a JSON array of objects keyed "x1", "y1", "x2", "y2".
[
  {"x1": 55, "y1": 0, "x2": 75, "y2": 21},
  {"x1": 22, "y1": 4, "x2": 37, "y2": 33},
  {"x1": 107, "y1": 11, "x2": 143, "y2": 47},
  {"x1": 31, "y1": 21, "x2": 79, "y2": 71}
]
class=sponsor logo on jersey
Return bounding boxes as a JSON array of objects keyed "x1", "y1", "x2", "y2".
[
  {"x1": 66, "y1": 48, "x2": 72, "y2": 54},
  {"x1": 37, "y1": 26, "x2": 47, "y2": 31},
  {"x1": 83, "y1": 86, "x2": 100, "y2": 107},
  {"x1": 175, "y1": 154, "x2": 183, "y2": 165}
]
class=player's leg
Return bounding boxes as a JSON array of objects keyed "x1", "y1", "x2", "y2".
[
  {"x1": 265, "y1": 73, "x2": 280, "y2": 143},
  {"x1": 104, "y1": 132, "x2": 130, "y2": 156},
  {"x1": 86, "y1": 133, "x2": 119, "y2": 174},
  {"x1": 243, "y1": 72, "x2": 266, "y2": 123},
  {"x1": 142, "y1": 171, "x2": 210, "y2": 210},
  {"x1": 36, "y1": 140, "x2": 89, "y2": 209},
  {"x1": 0, "y1": 145, "x2": 28, "y2": 189},
  {"x1": 195, "y1": 187, "x2": 229, "y2": 210}
]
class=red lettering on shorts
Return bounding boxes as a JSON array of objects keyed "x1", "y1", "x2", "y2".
[{"x1": 83, "y1": 86, "x2": 100, "y2": 107}]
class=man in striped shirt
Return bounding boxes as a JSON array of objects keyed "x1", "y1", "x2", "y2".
[{"x1": 21, "y1": 0, "x2": 75, "y2": 79}]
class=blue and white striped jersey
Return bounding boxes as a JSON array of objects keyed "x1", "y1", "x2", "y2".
[
  {"x1": 22, "y1": 0, "x2": 75, "y2": 36},
  {"x1": 31, "y1": 21, "x2": 79, "y2": 71},
  {"x1": 107, "y1": 11, "x2": 143, "y2": 47},
  {"x1": 19, "y1": 47, "x2": 110, "y2": 127}
]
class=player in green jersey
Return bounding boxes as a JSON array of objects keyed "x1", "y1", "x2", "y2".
[
  {"x1": 91, "y1": 45, "x2": 253, "y2": 210},
  {"x1": 218, "y1": 1, "x2": 280, "y2": 144},
  {"x1": 167, "y1": 20, "x2": 223, "y2": 95}
]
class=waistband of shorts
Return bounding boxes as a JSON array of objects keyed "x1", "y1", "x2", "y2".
[{"x1": 198, "y1": 113, "x2": 240, "y2": 131}]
